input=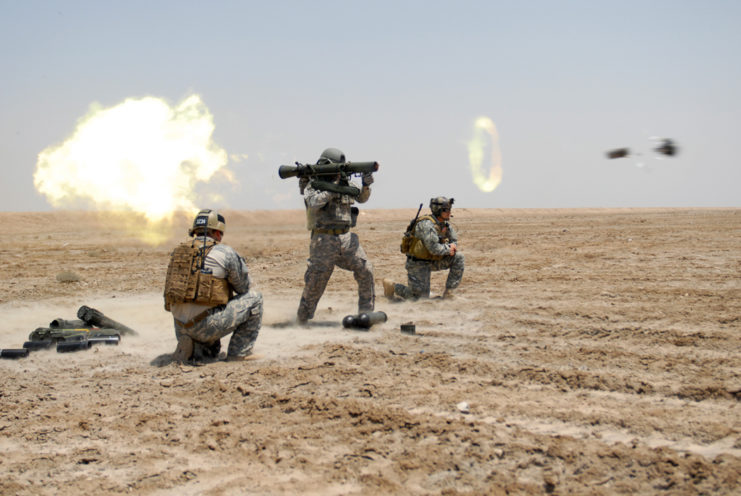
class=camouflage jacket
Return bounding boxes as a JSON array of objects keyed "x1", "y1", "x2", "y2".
[
  {"x1": 413, "y1": 217, "x2": 458, "y2": 258},
  {"x1": 303, "y1": 180, "x2": 370, "y2": 230}
]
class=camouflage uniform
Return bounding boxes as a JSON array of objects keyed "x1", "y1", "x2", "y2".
[
  {"x1": 392, "y1": 217, "x2": 465, "y2": 299},
  {"x1": 297, "y1": 178, "x2": 374, "y2": 322},
  {"x1": 171, "y1": 238, "x2": 263, "y2": 358}
]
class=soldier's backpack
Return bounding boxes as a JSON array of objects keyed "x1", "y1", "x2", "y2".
[
  {"x1": 163, "y1": 240, "x2": 230, "y2": 311},
  {"x1": 400, "y1": 204, "x2": 424, "y2": 254}
]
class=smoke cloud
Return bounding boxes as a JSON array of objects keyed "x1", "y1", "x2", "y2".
[{"x1": 34, "y1": 95, "x2": 231, "y2": 244}]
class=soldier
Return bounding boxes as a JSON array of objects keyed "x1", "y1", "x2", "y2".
[
  {"x1": 297, "y1": 147, "x2": 375, "y2": 324},
  {"x1": 384, "y1": 197, "x2": 464, "y2": 300},
  {"x1": 164, "y1": 209, "x2": 263, "y2": 362}
]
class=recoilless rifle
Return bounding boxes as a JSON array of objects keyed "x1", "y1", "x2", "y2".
[{"x1": 278, "y1": 160, "x2": 379, "y2": 197}]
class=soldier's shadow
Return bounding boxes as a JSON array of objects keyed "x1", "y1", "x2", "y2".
[
  {"x1": 270, "y1": 320, "x2": 337, "y2": 329},
  {"x1": 150, "y1": 354, "x2": 176, "y2": 367}
]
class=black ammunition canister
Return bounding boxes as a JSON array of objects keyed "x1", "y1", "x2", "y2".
[
  {"x1": 342, "y1": 311, "x2": 387, "y2": 330},
  {"x1": 357, "y1": 311, "x2": 388, "y2": 328},
  {"x1": 23, "y1": 340, "x2": 55, "y2": 350},
  {"x1": 0, "y1": 348, "x2": 30, "y2": 359}
]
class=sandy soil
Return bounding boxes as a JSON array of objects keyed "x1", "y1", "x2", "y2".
[{"x1": 0, "y1": 207, "x2": 739, "y2": 495}]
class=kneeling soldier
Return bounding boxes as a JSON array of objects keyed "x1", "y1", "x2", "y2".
[
  {"x1": 384, "y1": 197, "x2": 465, "y2": 300},
  {"x1": 164, "y1": 209, "x2": 263, "y2": 362}
]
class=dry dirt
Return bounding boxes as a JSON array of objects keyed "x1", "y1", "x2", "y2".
[{"x1": 0, "y1": 208, "x2": 739, "y2": 495}]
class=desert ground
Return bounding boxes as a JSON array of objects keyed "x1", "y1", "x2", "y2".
[{"x1": 0, "y1": 207, "x2": 739, "y2": 495}]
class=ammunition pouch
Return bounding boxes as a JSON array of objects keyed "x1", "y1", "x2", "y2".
[
  {"x1": 191, "y1": 271, "x2": 231, "y2": 307},
  {"x1": 351, "y1": 206, "x2": 359, "y2": 228},
  {"x1": 400, "y1": 232, "x2": 414, "y2": 254},
  {"x1": 164, "y1": 241, "x2": 232, "y2": 311}
]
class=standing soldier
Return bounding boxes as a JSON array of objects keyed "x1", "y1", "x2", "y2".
[
  {"x1": 384, "y1": 197, "x2": 464, "y2": 300},
  {"x1": 297, "y1": 148, "x2": 375, "y2": 325},
  {"x1": 164, "y1": 209, "x2": 263, "y2": 362}
]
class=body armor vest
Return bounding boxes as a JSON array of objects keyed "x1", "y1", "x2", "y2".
[
  {"x1": 306, "y1": 191, "x2": 355, "y2": 231},
  {"x1": 401, "y1": 215, "x2": 449, "y2": 261},
  {"x1": 163, "y1": 240, "x2": 231, "y2": 311}
]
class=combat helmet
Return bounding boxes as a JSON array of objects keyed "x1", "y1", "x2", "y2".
[
  {"x1": 317, "y1": 147, "x2": 346, "y2": 164},
  {"x1": 189, "y1": 209, "x2": 226, "y2": 236},
  {"x1": 430, "y1": 197, "x2": 454, "y2": 217}
]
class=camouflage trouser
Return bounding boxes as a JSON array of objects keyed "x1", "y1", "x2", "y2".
[
  {"x1": 175, "y1": 290, "x2": 263, "y2": 358},
  {"x1": 394, "y1": 253, "x2": 465, "y2": 300},
  {"x1": 297, "y1": 231, "x2": 374, "y2": 321}
]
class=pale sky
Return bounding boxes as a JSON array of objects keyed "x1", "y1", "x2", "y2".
[{"x1": 2, "y1": 0, "x2": 739, "y2": 211}]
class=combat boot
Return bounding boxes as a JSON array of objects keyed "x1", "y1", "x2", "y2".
[
  {"x1": 297, "y1": 300, "x2": 312, "y2": 326},
  {"x1": 173, "y1": 335, "x2": 194, "y2": 362},
  {"x1": 442, "y1": 288, "x2": 456, "y2": 300},
  {"x1": 192, "y1": 340, "x2": 221, "y2": 362},
  {"x1": 382, "y1": 279, "x2": 396, "y2": 299}
]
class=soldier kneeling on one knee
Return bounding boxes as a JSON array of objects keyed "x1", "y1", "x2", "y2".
[
  {"x1": 164, "y1": 209, "x2": 263, "y2": 363},
  {"x1": 384, "y1": 196, "x2": 464, "y2": 300}
]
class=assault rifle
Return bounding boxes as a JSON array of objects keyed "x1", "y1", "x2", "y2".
[
  {"x1": 0, "y1": 306, "x2": 133, "y2": 359},
  {"x1": 278, "y1": 161, "x2": 379, "y2": 197},
  {"x1": 406, "y1": 203, "x2": 424, "y2": 232}
]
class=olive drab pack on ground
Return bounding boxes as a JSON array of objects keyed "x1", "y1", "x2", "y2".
[{"x1": 163, "y1": 240, "x2": 231, "y2": 311}]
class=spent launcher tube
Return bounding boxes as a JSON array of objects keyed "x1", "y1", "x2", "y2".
[
  {"x1": 57, "y1": 335, "x2": 121, "y2": 353},
  {"x1": 2, "y1": 305, "x2": 135, "y2": 358},
  {"x1": 77, "y1": 305, "x2": 138, "y2": 336},
  {"x1": 278, "y1": 161, "x2": 379, "y2": 179},
  {"x1": 0, "y1": 348, "x2": 30, "y2": 359},
  {"x1": 21, "y1": 330, "x2": 121, "y2": 354}
]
